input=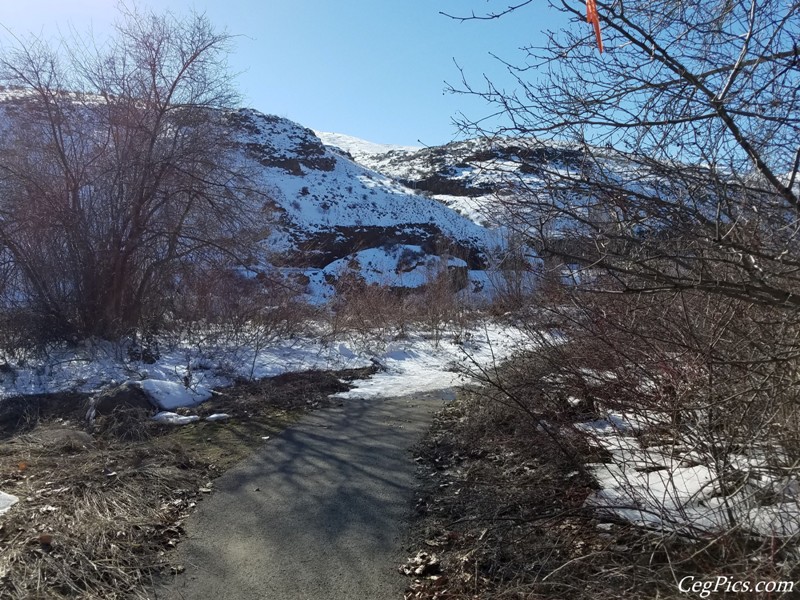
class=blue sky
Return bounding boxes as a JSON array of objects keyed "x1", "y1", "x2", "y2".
[{"x1": 0, "y1": 1, "x2": 572, "y2": 146}]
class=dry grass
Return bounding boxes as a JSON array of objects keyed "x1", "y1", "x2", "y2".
[
  {"x1": 0, "y1": 432, "x2": 206, "y2": 599},
  {"x1": 0, "y1": 432, "x2": 205, "y2": 599},
  {"x1": 0, "y1": 367, "x2": 373, "y2": 599}
]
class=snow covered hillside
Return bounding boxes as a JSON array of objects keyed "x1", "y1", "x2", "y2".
[
  {"x1": 224, "y1": 111, "x2": 519, "y2": 301},
  {"x1": 316, "y1": 132, "x2": 589, "y2": 228},
  {"x1": 318, "y1": 131, "x2": 726, "y2": 252}
]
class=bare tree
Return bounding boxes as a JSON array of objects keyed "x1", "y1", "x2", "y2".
[
  {"x1": 0, "y1": 6, "x2": 261, "y2": 340},
  {"x1": 446, "y1": 0, "x2": 799, "y2": 306},
  {"x1": 442, "y1": 0, "x2": 800, "y2": 588}
]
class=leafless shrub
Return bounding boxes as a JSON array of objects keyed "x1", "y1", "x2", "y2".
[
  {"x1": 482, "y1": 230, "x2": 541, "y2": 313},
  {"x1": 458, "y1": 282, "x2": 800, "y2": 593},
  {"x1": 430, "y1": 289, "x2": 800, "y2": 598},
  {"x1": 324, "y1": 273, "x2": 413, "y2": 346},
  {"x1": 0, "y1": 5, "x2": 264, "y2": 342},
  {"x1": 323, "y1": 259, "x2": 478, "y2": 349},
  {"x1": 162, "y1": 264, "x2": 315, "y2": 378}
]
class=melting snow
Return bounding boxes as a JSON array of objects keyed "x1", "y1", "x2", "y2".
[
  {"x1": 335, "y1": 323, "x2": 526, "y2": 399},
  {"x1": 152, "y1": 412, "x2": 201, "y2": 425},
  {"x1": 582, "y1": 412, "x2": 800, "y2": 538},
  {"x1": 139, "y1": 379, "x2": 213, "y2": 411},
  {"x1": 205, "y1": 413, "x2": 231, "y2": 422},
  {"x1": 0, "y1": 323, "x2": 526, "y2": 409}
]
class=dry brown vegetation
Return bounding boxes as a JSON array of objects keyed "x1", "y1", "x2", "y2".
[
  {"x1": 324, "y1": 270, "x2": 477, "y2": 350},
  {"x1": 399, "y1": 271, "x2": 800, "y2": 599}
]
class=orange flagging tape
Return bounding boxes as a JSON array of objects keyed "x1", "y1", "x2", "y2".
[{"x1": 587, "y1": 0, "x2": 604, "y2": 52}]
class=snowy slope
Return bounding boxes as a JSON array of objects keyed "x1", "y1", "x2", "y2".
[
  {"x1": 322, "y1": 131, "x2": 721, "y2": 249},
  {"x1": 224, "y1": 110, "x2": 517, "y2": 300},
  {"x1": 316, "y1": 133, "x2": 588, "y2": 228},
  {"x1": 322, "y1": 134, "x2": 584, "y2": 197},
  {"x1": 315, "y1": 131, "x2": 420, "y2": 163},
  {"x1": 231, "y1": 110, "x2": 494, "y2": 257}
]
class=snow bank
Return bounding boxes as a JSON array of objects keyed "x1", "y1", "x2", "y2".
[
  {"x1": 583, "y1": 413, "x2": 800, "y2": 538},
  {"x1": 0, "y1": 334, "x2": 373, "y2": 404},
  {"x1": 0, "y1": 321, "x2": 528, "y2": 414}
]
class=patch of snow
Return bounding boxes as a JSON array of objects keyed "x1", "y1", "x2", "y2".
[
  {"x1": 139, "y1": 380, "x2": 213, "y2": 411},
  {"x1": 0, "y1": 321, "x2": 529, "y2": 418},
  {"x1": 334, "y1": 323, "x2": 527, "y2": 399},
  {"x1": 314, "y1": 131, "x2": 420, "y2": 161},
  {"x1": 322, "y1": 244, "x2": 471, "y2": 289},
  {"x1": 576, "y1": 413, "x2": 642, "y2": 435},
  {"x1": 205, "y1": 413, "x2": 231, "y2": 422},
  {"x1": 0, "y1": 490, "x2": 18, "y2": 516},
  {"x1": 431, "y1": 194, "x2": 496, "y2": 226},
  {"x1": 152, "y1": 411, "x2": 201, "y2": 425},
  {"x1": 583, "y1": 418, "x2": 800, "y2": 539},
  {"x1": 337, "y1": 344, "x2": 356, "y2": 359},
  {"x1": 747, "y1": 504, "x2": 800, "y2": 538}
]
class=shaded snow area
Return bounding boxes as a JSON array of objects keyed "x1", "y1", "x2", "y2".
[
  {"x1": 0, "y1": 323, "x2": 525, "y2": 409},
  {"x1": 323, "y1": 245, "x2": 467, "y2": 289},
  {"x1": 0, "y1": 336, "x2": 364, "y2": 404},
  {"x1": 431, "y1": 194, "x2": 496, "y2": 227},
  {"x1": 579, "y1": 414, "x2": 800, "y2": 539},
  {"x1": 138, "y1": 380, "x2": 213, "y2": 410},
  {"x1": 289, "y1": 259, "x2": 535, "y2": 307},
  {"x1": 286, "y1": 244, "x2": 463, "y2": 306}
]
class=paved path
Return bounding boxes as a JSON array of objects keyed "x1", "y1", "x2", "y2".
[{"x1": 157, "y1": 390, "x2": 450, "y2": 600}]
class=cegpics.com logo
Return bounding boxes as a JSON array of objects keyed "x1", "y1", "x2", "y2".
[{"x1": 679, "y1": 576, "x2": 795, "y2": 598}]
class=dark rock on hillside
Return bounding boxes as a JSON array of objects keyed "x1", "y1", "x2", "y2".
[
  {"x1": 231, "y1": 110, "x2": 337, "y2": 174},
  {"x1": 294, "y1": 224, "x2": 486, "y2": 270},
  {"x1": 321, "y1": 133, "x2": 586, "y2": 199}
]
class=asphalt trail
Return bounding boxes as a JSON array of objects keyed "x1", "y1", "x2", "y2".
[{"x1": 157, "y1": 390, "x2": 449, "y2": 600}]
